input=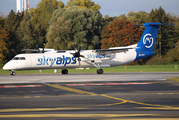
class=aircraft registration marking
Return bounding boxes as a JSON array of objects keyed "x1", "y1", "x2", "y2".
[{"x1": 66, "y1": 82, "x2": 152, "y2": 86}]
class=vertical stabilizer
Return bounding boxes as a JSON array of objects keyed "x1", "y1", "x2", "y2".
[
  {"x1": 134, "y1": 23, "x2": 174, "y2": 61},
  {"x1": 136, "y1": 23, "x2": 161, "y2": 52}
]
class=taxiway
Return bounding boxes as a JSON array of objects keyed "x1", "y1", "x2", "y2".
[{"x1": 0, "y1": 72, "x2": 179, "y2": 120}]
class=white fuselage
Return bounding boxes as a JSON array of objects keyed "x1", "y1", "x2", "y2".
[
  {"x1": 3, "y1": 45, "x2": 137, "y2": 71},
  {"x1": 3, "y1": 22, "x2": 170, "y2": 73}
]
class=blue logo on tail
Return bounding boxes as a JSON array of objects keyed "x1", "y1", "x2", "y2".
[{"x1": 143, "y1": 33, "x2": 153, "y2": 48}]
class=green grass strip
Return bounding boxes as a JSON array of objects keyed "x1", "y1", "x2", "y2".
[
  {"x1": 167, "y1": 77, "x2": 179, "y2": 82},
  {"x1": 0, "y1": 64, "x2": 179, "y2": 75}
]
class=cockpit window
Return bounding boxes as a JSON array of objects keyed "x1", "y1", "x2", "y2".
[
  {"x1": 13, "y1": 57, "x2": 19, "y2": 60},
  {"x1": 13, "y1": 57, "x2": 26, "y2": 60}
]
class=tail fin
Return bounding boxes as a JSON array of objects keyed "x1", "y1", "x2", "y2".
[
  {"x1": 136, "y1": 23, "x2": 174, "y2": 52},
  {"x1": 134, "y1": 23, "x2": 174, "y2": 61}
]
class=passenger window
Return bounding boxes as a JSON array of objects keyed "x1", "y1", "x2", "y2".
[{"x1": 19, "y1": 57, "x2": 26, "y2": 60}]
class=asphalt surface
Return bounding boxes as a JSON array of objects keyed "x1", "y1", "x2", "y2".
[{"x1": 0, "y1": 73, "x2": 179, "y2": 120}]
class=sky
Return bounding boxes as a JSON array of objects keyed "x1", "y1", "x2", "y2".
[{"x1": 0, "y1": 0, "x2": 179, "y2": 17}]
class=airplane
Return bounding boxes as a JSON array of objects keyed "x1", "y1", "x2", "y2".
[{"x1": 3, "y1": 22, "x2": 174, "y2": 75}]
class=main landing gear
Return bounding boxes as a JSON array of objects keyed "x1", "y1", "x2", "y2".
[
  {"x1": 10, "y1": 71, "x2": 15, "y2": 75},
  {"x1": 61, "y1": 69, "x2": 68, "y2": 74},
  {"x1": 96, "y1": 62, "x2": 103, "y2": 74},
  {"x1": 97, "y1": 69, "x2": 103, "y2": 74}
]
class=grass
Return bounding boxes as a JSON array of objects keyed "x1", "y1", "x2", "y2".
[
  {"x1": 0, "y1": 63, "x2": 179, "y2": 75},
  {"x1": 167, "y1": 77, "x2": 179, "y2": 82}
]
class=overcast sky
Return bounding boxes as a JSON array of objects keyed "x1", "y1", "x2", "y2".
[{"x1": 0, "y1": 0, "x2": 179, "y2": 17}]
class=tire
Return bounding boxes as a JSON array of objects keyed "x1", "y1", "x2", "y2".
[
  {"x1": 10, "y1": 71, "x2": 15, "y2": 75},
  {"x1": 97, "y1": 69, "x2": 103, "y2": 74},
  {"x1": 61, "y1": 69, "x2": 68, "y2": 74}
]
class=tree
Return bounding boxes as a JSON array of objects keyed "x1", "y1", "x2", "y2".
[
  {"x1": 165, "y1": 40, "x2": 179, "y2": 63},
  {"x1": 3, "y1": 10, "x2": 24, "y2": 60},
  {"x1": 30, "y1": 0, "x2": 64, "y2": 28},
  {"x1": 45, "y1": 16, "x2": 72, "y2": 50},
  {"x1": 30, "y1": 0, "x2": 64, "y2": 44},
  {"x1": 101, "y1": 19, "x2": 142, "y2": 49},
  {"x1": 101, "y1": 15, "x2": 116, "y2": 27},
  {"x1": 116, "y1": 14, "x2": 127, "y2": 21},
  {"x1": 127, "y1": 11, "x2": 149, "y2": 25},
  {"x1": 148, "y1": 6, "x2": 172, "y2": 57},
  {"x1": 65, "y1": 0, "x2": 101, "y2": 13},
  {"x1": 16, "y1": 11, "x2": 44, "y2": 49},
  {"x1": 0, "y1": 25, "x2": 12, "y2": 63},
  {"x1": 46, "y1": 7, "x2": 102, "y2": 50},
  {"x1": 0, "y1": 12, "x2": 5, "y2": 27}
]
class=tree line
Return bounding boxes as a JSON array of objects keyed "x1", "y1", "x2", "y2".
[{"x1": 0, "y1": 0, "x2": 179, "y2": 65}]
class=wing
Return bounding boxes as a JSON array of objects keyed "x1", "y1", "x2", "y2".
[
  {"x1": 92, "y1": 47, "x2": 134, "y2": 54},
  {"x1": 22, "y1": 48, "x2": 56, "y2": 53},
  {"x1": 22, "y1": 49, "x2": 40, "y2": 52}
]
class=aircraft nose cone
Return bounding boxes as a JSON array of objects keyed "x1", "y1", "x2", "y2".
[
  {"x1": 3, "y1": 64, "x2": 9, "y2": 70},
  {"x1": 3, "y1": 61, "x2": 14, "y2": 70}
]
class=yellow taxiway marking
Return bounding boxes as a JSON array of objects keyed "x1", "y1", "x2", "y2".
[
  {"x1": 24, "y1": 96, "x2": 30, "y2": 98},
  {"x1": 0, "y1": 114, "x2": 159, "y2": 118},
  {"x1": 0, "y1": 83, "x2": 177, "y2": 113},
  {"x1": 135, "y1": 107, "x2": 179, "y2": 110},
  {"x1": 0, "y1": 102, "x2": 125, "y2": 113},
  {"x1": 46, "y1": 84, "x2": 177, "y2": 109},
  {"x1": 99, "y1": 118, "x2": 179, "y2": 120},
  {"x1": 49, "y1": 84, "x2": 98, "y2": 95}
]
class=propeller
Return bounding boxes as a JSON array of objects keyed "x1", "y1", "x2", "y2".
[
  {"x1": 36, "y1": 43, "x2": 45, "y2": 53},
  {"x1": 70, "y1": 43, "x2": 85, "y2": 67}
]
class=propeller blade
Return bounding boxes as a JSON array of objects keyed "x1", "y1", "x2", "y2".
[
  {"x1": 73, "y1": 43, "x2": 78, "y2": 52},
  {"x1": 42, "y1": 43, "x2": 45, "y2": 53},
  {"x1": 80, "y1": 55, "x2": 85, "y2": 58},
  {"x1": 36, "y1": 44, "x2": 40, "y2": 53},
  {"x1": 78, "y1": 45, "x2": 82, "y2": 53},
  {"x1": 69, "y1": 53, "x2": 74, "y2": 56},
  {"x1": 71, "y1": 43, "x2": 84, "y2": 67},
  {"x1": 78, "y1": 57, "x2": 81, "y2": 68},
  {"x1": 79, "y1": 61, "x2": 81, "y2": 68}
]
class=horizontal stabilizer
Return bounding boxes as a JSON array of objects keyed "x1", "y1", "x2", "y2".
[{"x1": 133, "y1": 23, "x2": 174, "y2": 26}]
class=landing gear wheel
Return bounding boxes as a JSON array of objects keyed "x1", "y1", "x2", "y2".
[
  {"x1": 97, "y1": 69, "x2": 103, "y2": 74},
  {"x1": 10, "y1": 71, "x2": 15, "y2": 75},
  {"x1": 61, "y1": 69, "x2": 68, "y2": 74}
]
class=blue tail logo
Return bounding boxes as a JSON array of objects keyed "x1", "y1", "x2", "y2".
[{"x1": 143, "y1": 33, "x2": 153, "y2": 48}]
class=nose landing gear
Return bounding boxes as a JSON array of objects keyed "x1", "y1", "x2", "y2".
[{"x1": 10, "y1": 71, "x2": 15, "y2": 75}]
